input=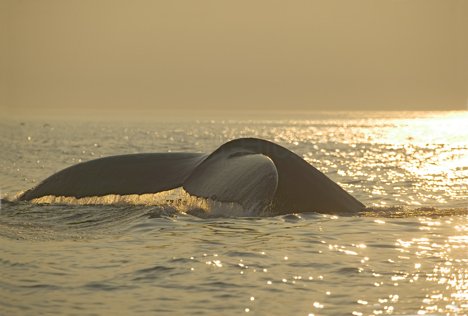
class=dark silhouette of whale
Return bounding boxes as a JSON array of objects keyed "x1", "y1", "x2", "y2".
[{"x1": 19, "y1": 138, "x2": 365, "y2": 215}]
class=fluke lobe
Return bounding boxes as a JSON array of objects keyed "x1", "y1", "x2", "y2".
[{"x1": 19, "y1": 138, "x2": 365, "y2": 215}]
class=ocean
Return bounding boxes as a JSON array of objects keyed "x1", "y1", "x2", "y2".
[{"x1": 1, "y1": 111, "x2": 467, "y2": 315}]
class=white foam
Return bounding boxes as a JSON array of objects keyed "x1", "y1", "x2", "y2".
[{"x1": 30, "y1": 187, "x2": 255, "y2": 217}]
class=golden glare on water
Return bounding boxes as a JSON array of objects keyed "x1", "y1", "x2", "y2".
[
  {"x1": 384, "y1": 113, "x2": 468, "y2": 208},
  {"x1": 393, "y1": 219, "x2": 468, "y2": 315},
  {"x1": 287, "y1": 112, "x2": 468, "y2": 209},
  {"x1": 384, "y1": 112, "x2": 468, "y2": 145}
]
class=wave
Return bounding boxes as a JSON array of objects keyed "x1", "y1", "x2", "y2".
[
  {"x1": 1, "y1": 196, "x2": 466, "y2": 242},
  {"x1": 360, "y1": 206, "x2": 467, "y2": 218},
  {"x1": 2, "y1": 193, "x2": 466, "y2": 220}
]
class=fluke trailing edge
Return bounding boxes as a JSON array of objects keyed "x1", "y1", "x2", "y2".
[{"x1": 19, "y1": 138, "x2": 365, "y2": 215}]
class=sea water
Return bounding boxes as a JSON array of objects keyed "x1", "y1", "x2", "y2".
[{"x1": 0, "y1": 111, "x2": 467, "y2": 315}]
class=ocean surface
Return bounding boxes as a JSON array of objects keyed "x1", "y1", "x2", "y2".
[{"x1": 1, "y1": 111, "x2": 467, "y2": 315}]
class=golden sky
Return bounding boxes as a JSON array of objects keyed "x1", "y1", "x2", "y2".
[{"x1": 1, "y1": 0, "x2": 467, "y2": 116}]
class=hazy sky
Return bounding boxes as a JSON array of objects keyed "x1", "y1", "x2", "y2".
[{"x1": 1, "y1": 0, "x2": 467, "y2": 116}]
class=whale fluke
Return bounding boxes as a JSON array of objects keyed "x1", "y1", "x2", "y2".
[
  {"x1": 19, "y1": 153, "x2": 207, "y2": 200},
  {"x1": 19, "y1": 138, "x2": 365, "y2": 215},
  {"x1": 184, "y1": 151, "x2": 278, "y2": 213}
]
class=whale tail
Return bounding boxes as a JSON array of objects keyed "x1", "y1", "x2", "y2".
[{"x1": 19, "y1": 138, "x2": 365, "y2": 215}]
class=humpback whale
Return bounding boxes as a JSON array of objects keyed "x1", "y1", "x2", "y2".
[{"x1": 19, "y1": 138, "x2": 365, "y2": 215}]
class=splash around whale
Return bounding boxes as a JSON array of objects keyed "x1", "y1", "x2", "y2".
[{"x1": 18, "y1": 138, "x2": 365, "y2": 215}]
